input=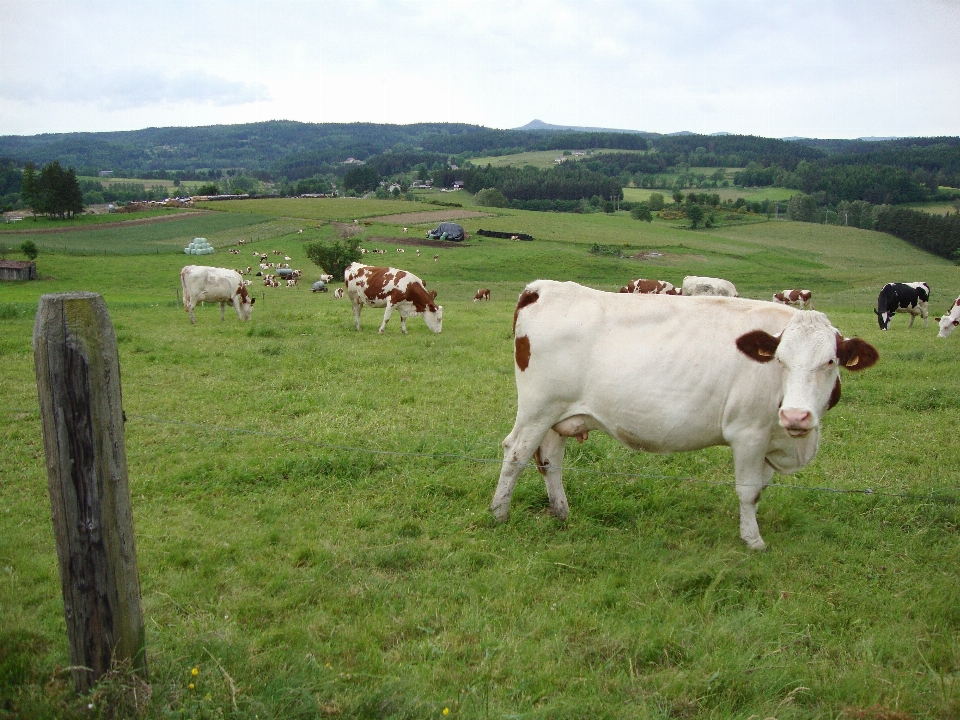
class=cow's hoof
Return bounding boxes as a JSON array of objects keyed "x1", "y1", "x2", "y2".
[
  {"x1": 743, "y1": 536, "x2": 767, "y2": 551},
  {"x1": 489, "y1": 504, "x2": 510, "y2": 523}
]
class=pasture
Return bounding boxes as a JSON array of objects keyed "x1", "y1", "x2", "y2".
[{"x1": 1, "y1": 200, "x2": 959, "y2": 719}]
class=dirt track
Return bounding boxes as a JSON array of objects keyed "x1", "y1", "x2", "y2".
[
  {"x1": 0, "y1": 211, "x2": 212, "y2": 235},
  {"x1": 366, "y1": 235, "x2": 468, "y2": 249},
  {"x1": 362, "y1": 209, "x2": 494, "y2": 224}
]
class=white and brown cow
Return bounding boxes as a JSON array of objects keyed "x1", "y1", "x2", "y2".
[
  {"x1": 180, "y1": 265, "x2": 255, "y2": 324},
  {"x1": 773, "y1": 289, "x2": 813, "y2": 309},
  {"x1": 936, "y1": 295, "x2": 960, "y2": 338},
  {"x1": 344, "y1": 262, "x2": 443, "y2": 334},
  {"x1": 619, "y1": 278, "x2": 681, "y2": 295},
  {"x1": 491, "y1": 281, "x2": 878, "y2": 550},
  {"x1": 474, "y1": 288, "x2": 491, "y2": 302},
  {"x1": 682, "y1": 275, "x2": 738, "y2": 297},
  {"x1": 333, "y1": 287, "x2": 344, "y2": 299}
]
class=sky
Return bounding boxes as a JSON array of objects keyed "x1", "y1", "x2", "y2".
[{"x1": 1, "y1": 0, "x2": 958, "y2": 139}]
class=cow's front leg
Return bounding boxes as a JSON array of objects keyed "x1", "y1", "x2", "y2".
[
  {"x1": 220, "y1": 301, "x2": 227, "y2": 321},
  {"x1": 731, "y1": 441, "x2": 775, "y2": 550},
  {"x1": 379, "y1": 303, "x2": 395, "y2": 334},
  {"x1": 491, "y1": 423, "x2": 551, "y2": 522},
  {"x1": 536, "y1": 427, "x2": 569, "y2": 520},
  {"x1": 907, "y1": 310, "x2": 916, "y2": 328}
]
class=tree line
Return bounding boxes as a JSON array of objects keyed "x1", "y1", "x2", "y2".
[{"x1": 20, "y1": 162, "x2": 83, "y2": 219}]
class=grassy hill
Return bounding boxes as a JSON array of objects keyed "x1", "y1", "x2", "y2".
[{"x1": 1, "y1": 201, "x2": 958, "y2": 718}]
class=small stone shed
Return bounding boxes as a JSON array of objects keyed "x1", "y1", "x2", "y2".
[{"x1": 0, "y1": 260, "x2": 37, "y2": 281}]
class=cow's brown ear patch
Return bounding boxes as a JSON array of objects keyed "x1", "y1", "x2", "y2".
[
  {"x1": 828, "y1": 377, "x2": 841, "y2": 410},
  {"x1": 838, "y1": 337, "x2": 879, "y2": 371},
  {"x1": 515, "y1": 335, "x2": 531, "y2": 371},
  {"x1": 513, "y1": 290, "x2": 539, "y2": 335},
  {"x1": 736, "y1": 330, "x2": 780, "y2": 363}
]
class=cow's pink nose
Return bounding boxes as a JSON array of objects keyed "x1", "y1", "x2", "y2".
[{"x1": 779, "y1": 408, "x2": 813, "y2": 432}]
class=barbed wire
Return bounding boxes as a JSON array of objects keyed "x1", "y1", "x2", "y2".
[{"x1": 5, "y1": 407, "x2": 957, "y2": 504}]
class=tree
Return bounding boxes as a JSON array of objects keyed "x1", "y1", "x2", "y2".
[
  {"x1": 687, "y1": 204, "x2": 705, "y2": 228},
  {"x1": 672, "y1": 191, "x2": 684, "y2": 205},
  {"x1": 20, "y1": 163, "x2": 43, "y2": 218},
  {"x1": 305, "y1": 236, "x2": 362, "y2": 279},
  {"x1": 342, "y1": 166, "x2": 379, "y2": 194},
  {"x1": 27, "y1": 162, "x2": 84, "y2": 219},
  {"x1": 630, "y1": 202, "x2": 652, "y2": 222},
  {"x1": 648, "y1": 193, "x2": 665, "y2": 211},
  {"x1": 474, "y1": 187, "x2": 508, "y2": 207},
  {"x1": 19, "y1": 240, "x2": 38, "y2": 260}
]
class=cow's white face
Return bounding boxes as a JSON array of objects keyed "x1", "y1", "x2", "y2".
[
  {"x1": 737, "y1": 312, "x2": 879, "y2": 437},
  {"x1": 424, "y1": 305, "x2": 443, "y2": 333},
  {"x1": 937, "y1": 314, "x2": 960, "y2": 338}
]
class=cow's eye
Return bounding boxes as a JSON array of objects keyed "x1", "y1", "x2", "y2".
[{"x1": 826, "y1": 359, "x2": 836, "y2": 366}]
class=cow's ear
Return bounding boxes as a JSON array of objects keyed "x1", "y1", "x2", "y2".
[
  {"x1": 837, "y1": 337, "x2": 878, "y2": 371},
  {"x1": 736, "y1": 330, "x2": 780, "y2": 363},
  {"x1": 250, "y1": 297, "x2": 256, "y2": 305}
]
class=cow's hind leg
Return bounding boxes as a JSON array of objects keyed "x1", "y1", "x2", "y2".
[
  {"x1": 731, "y1": 442, "x2": 775, "y2": 550},
  {"x1": 491, "y1": 423, "x2": 551, "y2": 522},
  {"x1": 535, "y1": 427, "x2": 570, "y2": 520},
  {"x1": 351, "y1": 298, "x2": 363, "y2": 331},
  {"x1": 379, "y1": 303, "x2": 395, "y2": 334},
  {"x1": 220, "y1": 301, "x2": 227, "y2": 321}
]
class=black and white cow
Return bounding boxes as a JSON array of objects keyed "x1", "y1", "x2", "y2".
[{"x1": 875, "y1": 282, "x2": 930, "y2": 330}]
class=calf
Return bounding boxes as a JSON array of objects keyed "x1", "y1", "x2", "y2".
[
  {"x1": 773, "y1": 289, "x2": 813, "y2": 309},
  {"x1": 474, "y1": 288, "x2": 491, "y2": 302},
  {"x1": 682, "y1": 275, "x2": 738, "y2": 297},
  {"x1": 180, "y1": 265, "x2": 255, "y2": 324},
  {"x1": 619, "y1": 278, "x2": 680, "y2": 295},
  {"x1": 333, "y1": 287, "x2": 344, "y2": 299},
  {"x1": 936, "y1": 295, "x2": 960, "y2": 338},
  {"x1": 491, "y1": 281, "x2": 878, "y2": 549},
  {"x1": 875, "y1": 282, "x2": 930, "y2": 330},
  {"x1": 344, "y1": 262, "x2": 442, "y2": 334}
]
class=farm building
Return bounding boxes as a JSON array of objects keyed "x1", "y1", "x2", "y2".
[{"x1": 0, "y1": 260, "x2": 36, "y2": 281}]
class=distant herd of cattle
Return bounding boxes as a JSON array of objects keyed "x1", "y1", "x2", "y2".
[{"x1": 177, "y1": 247, "x2": 957, "y2": 548}]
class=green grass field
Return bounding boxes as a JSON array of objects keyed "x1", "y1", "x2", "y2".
[
  {"x1": 470, "y1": 149, "x2": 647, "y2": 170},
  {"x1": 1, "y1": 200, "x2": 959, "y2": 719}
]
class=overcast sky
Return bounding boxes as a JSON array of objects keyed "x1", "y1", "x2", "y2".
[{"x1": 2, "y1": 0, "x2": 958, "y2": 139}]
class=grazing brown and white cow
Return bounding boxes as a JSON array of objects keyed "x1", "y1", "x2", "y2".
[
  {"x1": 491, "y1": 281, "x2": 878, "y2": 549},
  {"x1": 344, "y1": 262, "x2": 443, "y2": 334},
  {"x1": 180, "y1": 265, "x2": 256, "y2": 324},
  {"x1": 682, "y1": 275, "x2": 738, "y2": 297},
  {"x1": 619, "y1": 278, "x2": 680, "y2": 295},
  {"x1": 474, "y1": 288, "x2": 491, "y2": 302},
  {"x1": 936, "y1": 295, "x2": 960, "y2": 338},
  {"x1": 333, "y1": 287, "x2": 344, "y2": 299},
  {"x1": 773, "y1": 289, "x2": 813, "y2": 309}
]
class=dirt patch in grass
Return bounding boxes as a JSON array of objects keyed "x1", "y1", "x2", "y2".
[
  {"x1": 361, "y1": 210, "x2": 495, "y2": 225},
  {"x1": 365, "y1": 236, "x2": 467, "y2": 249}
]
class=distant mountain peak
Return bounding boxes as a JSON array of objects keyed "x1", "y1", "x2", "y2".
[{"x1": 514, "y1": 119, "x2": 645, "y2": 135}]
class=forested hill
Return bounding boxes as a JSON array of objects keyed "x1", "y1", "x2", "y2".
[
  {"x1": 2, "y1": 121, "x2": 958, "y2": 208},
  {"x1": 0, "y1": 121, "x2": 648, "y2": 180}
]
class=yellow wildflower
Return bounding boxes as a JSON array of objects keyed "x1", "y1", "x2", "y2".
[{"x1": 191, "y1": 667, "x2": 199, "y2": 676}]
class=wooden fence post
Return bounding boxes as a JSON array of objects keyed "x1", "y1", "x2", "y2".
[{"x1": 33, "y1": 291, "x2": 147, "y2": 693}]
